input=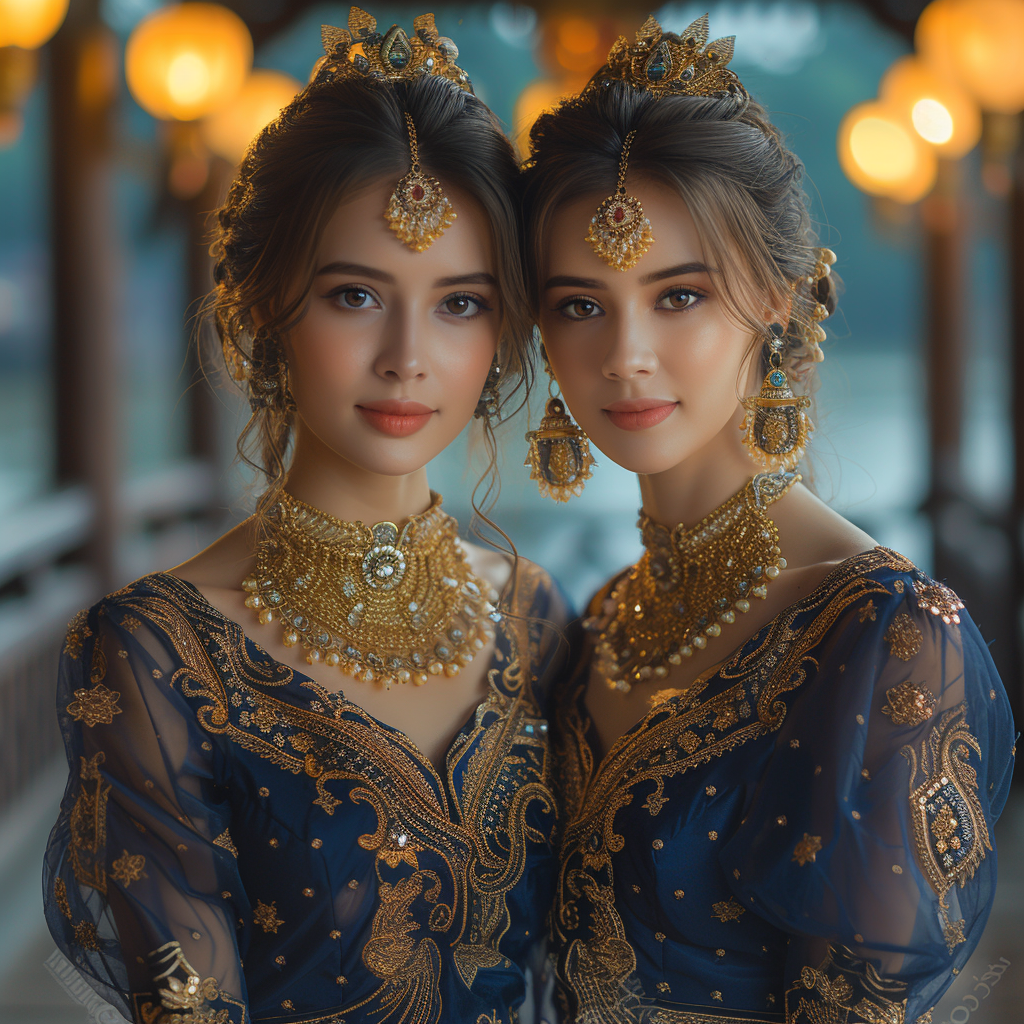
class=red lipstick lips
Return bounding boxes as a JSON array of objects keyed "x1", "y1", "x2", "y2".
[
  {"x1": 603, "y1": 398, "x2": 678, "y2": 432},
  {"x1": 357, "y1": 400, "x2": 436, "y2": 437}
]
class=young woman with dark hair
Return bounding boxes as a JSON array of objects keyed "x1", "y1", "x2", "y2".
[
  {"x1": 522, "y1": 15, "x2": 1014, "y2": 1023},
  {"x1": 44, "y1": 12, "x2": 570, "y2": 1023}
]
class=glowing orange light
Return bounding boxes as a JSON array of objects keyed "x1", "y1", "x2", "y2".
[
  {"x1": 513, "y1": 78, "x2": 571, "y2": 157},
  {"x1": 555, "y1": 16, "x2": 601, "y2": 73},
  {"x1": 125, "y1": 3, "x2": 252, "y2": 121},
  {"x1": 837, "y1": 100, "x2": 938, "y2": 203},
  {"x1": 880, "y1": 55, "x2": 981, "y2": 157},
  {"x1": 917, "y1": 0, "x2": 1024, "y2": 114},
  {"x1": 201, "y1": 69, "x2": 300, "y2": 164},
  {"x1": 0, "y1": 0, "x2": 69, "y2": 49}
]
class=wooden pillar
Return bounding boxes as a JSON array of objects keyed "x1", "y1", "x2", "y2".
[
  {"x1": 49, "y1": 0, "x2": 121, "y2": 591},
  {"x1": 921, "y1": 158, "x2": 967, "y2": 524}
]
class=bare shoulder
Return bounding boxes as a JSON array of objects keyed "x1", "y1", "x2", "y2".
[
  {"x1": 776, "y1": 483, "x2": 878, "y2": 569},
  {"x1": 170, "y1": 517, "x2": 259, "y2": 591}
]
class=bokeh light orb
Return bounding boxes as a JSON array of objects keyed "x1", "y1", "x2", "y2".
[
  {"x1": 838, "y1": 101, "x2": 938, "y2": 203},
  {"x1": 917, "y1": 0, "x2": 1024, "y2": 114},
  {"x1": 880, "y1": 55, "x2": 980, "y2": 157},
  {"x1": 126, "y1": 3, "x2": 253, "y2": 121},
  {"x1": 201, "y1": 69, "x2": 300, "y2": 164},
  {"x1": 0, "y1": 0, "x2": 69, "y2": 49}
]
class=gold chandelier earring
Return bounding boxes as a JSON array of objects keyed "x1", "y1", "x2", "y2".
[
  {"x1": 740, "y1": 323, "x2": 812, "y2": 472},
  {"x1": 524, "y1": 369, "x2": 595, "y2": 502}
]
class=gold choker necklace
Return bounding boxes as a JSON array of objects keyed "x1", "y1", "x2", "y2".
[
  {"x1": 590, "y1": 472, "x2": 798, "y2": 692},
  {"x1": 242, "y1": 492, "x2": 499, "y2": 689}
]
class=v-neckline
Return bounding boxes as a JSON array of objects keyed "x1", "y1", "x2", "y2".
[
  {"x1": 152, "y1": 571, "x2": 516, "y2": 789},
  {"x1": 580, "y1": 546, "x2": 890, "y2": 784}
]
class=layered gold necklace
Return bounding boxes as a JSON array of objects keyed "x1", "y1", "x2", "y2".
[
  {"x1": 591, "y1": 472, "x2": 798, "y2": 692},
  {"x1": 242, "y1": 492, "x2": 499, "y2": 689}
]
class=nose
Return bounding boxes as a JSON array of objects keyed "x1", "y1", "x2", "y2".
[
  {"x1": 372, "y1": 305, "x2": 427, "y2": 383},
  {"x1": 601, "y1": 314, "x2": 658, "y2": 381}
]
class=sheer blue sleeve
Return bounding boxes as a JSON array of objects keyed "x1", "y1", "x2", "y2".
[
  {"x1": 43, "y1": 598, "x2": 250, "y2": 1023},
  {"x1": 722, "y1": 579, "x2": 1015, "y2": 1023}
]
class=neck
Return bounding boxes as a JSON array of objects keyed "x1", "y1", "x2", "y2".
[
  {"x1": 638, "y1": 407, "x2": 761, "y2": 529},
  {"x1": 282, "y1": 419, "x2": 435, "y2": 527}
]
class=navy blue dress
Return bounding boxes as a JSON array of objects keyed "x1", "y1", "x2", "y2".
[
  {"x1": 44, "y1": 564, "x2": 572, "y2": 1024},
  {"x1": 551, "y1": 548, "x2": 1015, "y2": 1023}
]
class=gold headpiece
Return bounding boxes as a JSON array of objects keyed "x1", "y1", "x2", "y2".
[
  {"x1": 586, "y1": 13, "x2": 744, "y2": 99},
  {"x1": 385, "y1": 113, "x2": 456, "y2": 251},
  {"x1": 313, "y1": 7, "x2": 472, "y2": 92},
  {"x1": 584, "y1": 14, "x2": 745, "y2": 270},
  {"x1": 586, "y1": 130, "x2": 654, "y2": 271}
]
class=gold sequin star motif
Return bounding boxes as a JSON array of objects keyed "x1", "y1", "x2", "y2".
[
  {"x1": 111, "y1": 850, "x2": 146, "y2": 888},
  {"x1": 792, "y1": 833, "x2": 822, "y2": 866}
]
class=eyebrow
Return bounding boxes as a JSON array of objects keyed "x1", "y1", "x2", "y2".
[
  {"x1": 639, "y1": 261, "x2": 710, "y2": 284},
  {"x1": 544, "y1": 262, "x2": 710, "y2": 291},
  {"x1": 315, "y1": 262, "x2": 496, "y2": 289}
]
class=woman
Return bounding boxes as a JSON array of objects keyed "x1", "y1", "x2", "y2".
[
  {"x1": 44, "y1": 11, "x2": 570, "y2": 1023},
  {"x1": 522, "y1": 14, "x2": 1015, "y2": 1024}
]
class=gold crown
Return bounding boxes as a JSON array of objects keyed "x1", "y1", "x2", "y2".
[
  {"x1": 586, "y1": 14, "x2": 745, "y2": 99},
  {"x1": 312, "y1": 7, "x2": 472, "y2": 93}
]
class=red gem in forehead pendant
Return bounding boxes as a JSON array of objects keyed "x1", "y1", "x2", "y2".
[
  {"x1": 612, "y1": 206, "x2": 626, "y2": 222},
  {"x1": 411, "y1": 184, "x2": 425, "y2": 201}
]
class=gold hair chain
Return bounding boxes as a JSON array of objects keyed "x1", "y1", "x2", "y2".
[
  {"x1": 243, "y1": 492, "x2": 499, "y2": 689},
  {"x1": 588, "y1": 472, "x2": 798, "y2": 692}
]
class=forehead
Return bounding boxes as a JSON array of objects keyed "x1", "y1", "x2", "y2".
[
  {"x1": 542, "y1": 177, "x2": 704, "y2": 278},
  {"x1": 318, "y1": 177, "x2": 494, "y2": 273}
]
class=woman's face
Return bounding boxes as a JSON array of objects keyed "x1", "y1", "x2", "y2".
[
  {"x1": 538, "y1": 177, "x2": 762, "y2": 476},
  {"x1": 283, "y1": 178, "x2": 499, "y2": 477}
]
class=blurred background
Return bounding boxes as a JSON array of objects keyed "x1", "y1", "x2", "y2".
[{"x1": 0, "y1": 0, "x2": 1022, "y2": 1021}]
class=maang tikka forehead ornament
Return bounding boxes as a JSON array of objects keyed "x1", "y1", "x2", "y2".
[
  {"x1": 585, "y1": 14, "x2": 746, "y2": 270},
  {"x1": 313, "y1": 8, "x2": 470, "y2": 251}
]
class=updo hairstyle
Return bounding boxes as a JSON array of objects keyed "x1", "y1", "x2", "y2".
[
  {"x1": 521, "y1": 81, "x2": 839, "y2": 386},
  {"x1": 208, "y1": 72, "x2": 533, "y2": 514}
]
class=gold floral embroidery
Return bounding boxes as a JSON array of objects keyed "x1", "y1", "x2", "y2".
[
  {"x1": 111, "y1": 850, "x2": 146, "y2": 888},
  {"x1": 64, "y1": 610, "x2": 91, "y2": 659},
  {"x1": 134, "y1": 941, "x2": 243, "y2": 1024},
  {"x1": 68, "y1": 752, "x2": 110, "y2": 895},
  {"x1": 121, "y1": 615, "x2": 141, "y2": 633},
  {"x1": 884, "y1": 612, "x2": 923, "y2": 661},
  {"x1": 212, "y1": 829, "x2": 237, "y2": 858},
  {"x1": 792, "y1": 833, "x2": 822, "y2": 866},
  {"x1": 711, "y1": 899, "x2": 745, "y2": 923},
  {"x1": 54, "y1": 878, "x2": 72, "y2": 920},
  {"x1": 902, "y1": 703, "x2": 990, "y2": 950},
  {"x1": 89, "y1": 644, "x2": 107, "y2": 685},
  {"x1": 66, "y1": 683, "x2": 122, "y2": 727},
  {"x1": 882, "y1": 681, "x2": 938, "y2": 727},
  {"x1": 73, "y1": 920, "x2": 99, "y2": 950},
  {"x1": 787, "y1": 944, "x2": 908, "y2": 1023},
  {"x1": 555, "y1": 549, "x2": 913, "y2": 1021},
  {"x1": 858, "y1": 600, "x2": 877, "y2": 622},
  {"x1": 87, "y1": 562, "x2": 556, "y2": 1024},
  {"x1": 253, "y1": 899, "x2": 284, "y2": 934},
  {"x1": 913, "y1": 578, "x2": 964, "y2": 625}
]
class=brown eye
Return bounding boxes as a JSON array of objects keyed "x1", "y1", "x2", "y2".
[
  {"x1": 442, "y1": 295, "x2": 482, "y2": 317},
  {"x1": 341, "y1": 289, "x2": 372, "y2": 307},
  {"x1": 658, "y1": 290, "x2": 699, "y2": 310}
]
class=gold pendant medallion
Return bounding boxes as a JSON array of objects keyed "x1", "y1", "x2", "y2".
[
  {"x1": 243, "y1": 492, "x2": 498, "y2": 688},
  {"x1": 589, "y1": 472, "x2": 798, "y2": 692}
]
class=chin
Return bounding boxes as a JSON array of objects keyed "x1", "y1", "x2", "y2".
[{"x1": 587, "y1": 429, "x2": 693, "y2": 477}]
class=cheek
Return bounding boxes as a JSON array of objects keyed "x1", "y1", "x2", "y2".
[{"x1": 287, "y1": 311, "x2": 368, "y2": 386}]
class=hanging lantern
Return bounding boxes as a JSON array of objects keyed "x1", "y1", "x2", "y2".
[
  {"x1": 0, "y1": 0, "x2": 69, "y2": 49},
  {"x1": 200, "y1": 69, "x2": 300, "y2": 164},
  {"x1": 917, "y1": 0, "x2": 1024, "y2": 114},
  {"x1": 880, "y1": 55, "x2": 981, "y2": 158},
  {"x1": 125, "y1": 3, "x2": 252, "y2": 121},
  {"x1": 837, "y1": 100, "x2": 938, "y2": 203}
]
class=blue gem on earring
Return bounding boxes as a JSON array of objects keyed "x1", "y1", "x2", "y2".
[{"x1": 769, "y1": 370, "x2": 786, "y2": 387}]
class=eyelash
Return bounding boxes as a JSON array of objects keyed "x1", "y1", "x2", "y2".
[
  {"x1": 553, "y1": 287, "x2": 706, "y2": 321},
  {"x1": 326, "y1": 286, "x2": 493, "y2": 318}
]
